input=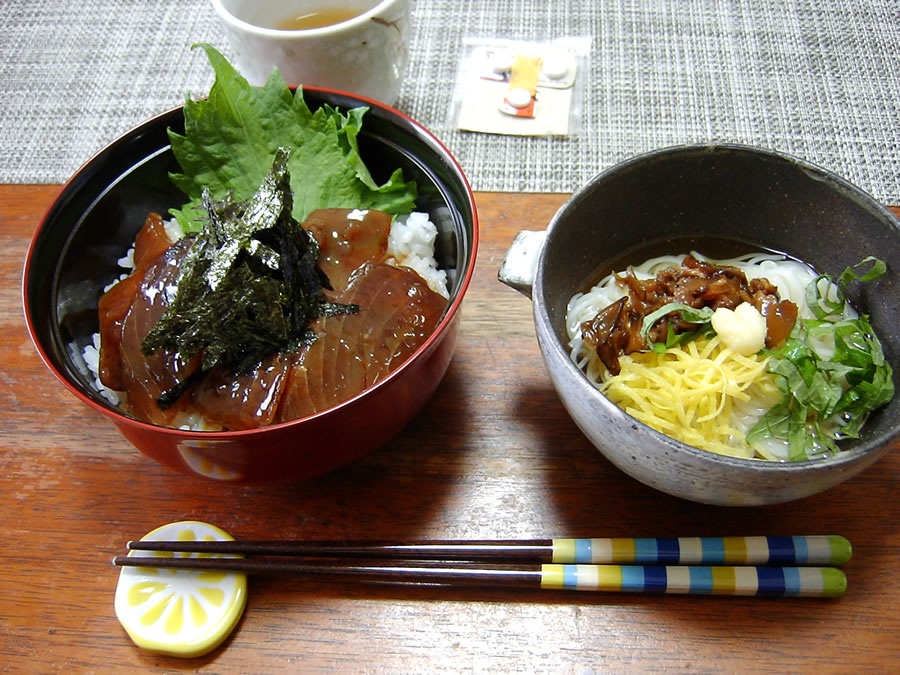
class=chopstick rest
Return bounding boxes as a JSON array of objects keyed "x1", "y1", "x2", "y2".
[{"x1": 114, "y1": 521, "x2": 247, "y2": 658}]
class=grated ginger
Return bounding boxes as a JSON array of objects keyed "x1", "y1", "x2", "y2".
[{"x1": 598, "y1": 336, "x2": 781, "y2": 458}]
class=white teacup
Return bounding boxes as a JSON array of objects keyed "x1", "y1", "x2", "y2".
[{"x1": 210, "y1": 0, "x2": 411, "y2": 106}]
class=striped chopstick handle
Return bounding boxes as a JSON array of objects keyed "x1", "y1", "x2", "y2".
[
  {"x1": 540, "y1": 564, "x2": 846, "y2": 597},
  {"x1": 550, "y1": 536, "x2": 851, "y2": 566}
]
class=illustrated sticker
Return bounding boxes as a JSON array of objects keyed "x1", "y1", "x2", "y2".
[{"x1": 456, "y1": 43, "x2": 580, "y2": 136}]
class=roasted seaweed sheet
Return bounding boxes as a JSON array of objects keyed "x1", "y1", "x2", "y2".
[{"x1": 141, "y1": 148, "x2": 357, "y2": 408}]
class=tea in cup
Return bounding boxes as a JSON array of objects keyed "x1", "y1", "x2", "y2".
[{"x1": 210, "y1": 0, "x2": 411, "y2": 105}]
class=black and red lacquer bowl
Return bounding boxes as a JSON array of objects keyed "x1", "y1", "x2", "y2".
[{"x1": 23, "y1": 88, "x2": 478, "y2": 483}]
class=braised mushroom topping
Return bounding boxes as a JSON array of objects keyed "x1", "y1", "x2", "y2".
[{"x1": 580, "y1": 255, "x2": 798, "y2": 375}]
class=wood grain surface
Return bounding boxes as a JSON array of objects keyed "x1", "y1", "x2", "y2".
[{"x1": 1, "y1": 185, "x2": 898, "y2": 672}]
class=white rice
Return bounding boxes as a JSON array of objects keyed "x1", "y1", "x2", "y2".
[
  {"x1": 77, "y1": 333, "x2": 121, "y2": 406},
  {"x1": 387, "y1": 211, "x2": 449, "y2": 298}
]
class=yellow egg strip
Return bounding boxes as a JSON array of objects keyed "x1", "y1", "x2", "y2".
[{"x1": 600, "y1": 337, "x2": 776, "y2": 458}]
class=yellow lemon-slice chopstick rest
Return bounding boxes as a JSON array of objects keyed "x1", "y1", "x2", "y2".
[{"x1": 114, "y1": 521, "x2": 247, "y2": 658}]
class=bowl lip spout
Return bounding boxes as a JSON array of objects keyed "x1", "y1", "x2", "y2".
[
  {"x1": 22, "y1": 86, "x2": 479, "y2": 438},
  {"x1": 532, "y1": 142, "x2": 899, "y2": 473}
]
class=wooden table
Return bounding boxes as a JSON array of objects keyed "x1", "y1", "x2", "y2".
[{"x1": 2, "y1": 185, "x2": 898, "y2": 672}]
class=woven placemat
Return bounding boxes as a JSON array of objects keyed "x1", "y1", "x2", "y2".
[{"x1": 1, "y1": 0, "x2": 898, "y2": 202}]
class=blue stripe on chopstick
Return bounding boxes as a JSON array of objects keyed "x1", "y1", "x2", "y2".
[
  {"x1": 634, "y1": 538, "x2": 658, "y2": 563},
  {"x1": 574, "y1": 538, "x2": 592, "y2": 563},
  {"x1": 756, "y1": 567, "x2": 786, "y2": 595},
  {"x1": 766, "y1": 536, "x2": 795, "y2": 564},
  {"x1": 700, "y1": 537, "x2": 725, "y2": 564},
  {"x1": 656, "y1": 538, "x2": 680, "y2": 563},
  {"x1": 644, "y1": 565, "x2": 668, "y2": 592},
  {"x1": 563, "y1": 564, "x2": 579, "y2": 588},
  {"x1": 782, "y1": 567, "x2": 802, "y2": 596},
  {"x1": 689, "y1": 566, "x2": 714, "y2": 593},
  {"x1": 621, "y1": 566, "x2": 645, "y2": 591},
  {"x1": 791, "y1": 536, "x2": 809, "y2": 564}
]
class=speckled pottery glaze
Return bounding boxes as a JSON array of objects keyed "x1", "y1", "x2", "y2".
[
  {"x1": 211, "y1": 0, "x2": 410, "y2": 105},
  {"x1": 502, "y1": 144, "x2": 900, "y2": 506}
]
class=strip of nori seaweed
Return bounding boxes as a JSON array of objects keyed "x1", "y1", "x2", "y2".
[{"x1": 141, "y1": 148, "x2": 358, "y2": 409}]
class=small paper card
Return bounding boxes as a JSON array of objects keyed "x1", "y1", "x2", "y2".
[{"x1": 452, "y1": 38, "x2": 589, "y2": 137}]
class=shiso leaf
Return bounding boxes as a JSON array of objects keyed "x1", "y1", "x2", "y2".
[
  {"x1": 141, "y1": 148, "x2": 358, "y2": 408},
  {"x1": 639, "y1": 302, "x2": 714, "y2": 346},
  {"x1": 168, "y1": 43, "x2": 417, "y2": 233}
]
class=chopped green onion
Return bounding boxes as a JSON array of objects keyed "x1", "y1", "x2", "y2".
[{"x1": 747, "y1": 257, "x2": 893, "y2": 460}]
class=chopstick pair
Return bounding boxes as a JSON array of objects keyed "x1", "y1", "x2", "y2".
[{"x1": 114, "y1": 535, "x2": 852, "y2": 598}]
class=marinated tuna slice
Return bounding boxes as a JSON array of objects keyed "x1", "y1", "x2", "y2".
[
  {"x1": 189, "y1": 352, "x2": 297, "y2": 430},
  {"x1": 300, "y1": 331, "x2": 329, "y2": 412},
  {"x1": 274, "y1": 359, "x2": 318, "y2": 423},
  {"x1": 98, "y1": 213, "x2": 174, "y2": 390},
  {"x1": 357, "y1": 265, "x2": 447, "y2": 384},
  {"x1": 98, "y1": 272, "x2": 145, "y2": 391},
  {"x1": 132, "y1": 212, "x2": 175, "y2": 267},
  {"x1": 274, "y1": 263, "x2": 446, "y2": 422},
  {"x1": 320, "y1": 263, "x2": 391, "y2": 401},
  {"x1": 116, "y1": 238, "x2": 202, "y2": 425},
  {"x1": 330, "y1": 263, "x2": 445, "y2": 403},
  {"x1": 304, "y1": 208, "x2": 392, "y2": 291}
]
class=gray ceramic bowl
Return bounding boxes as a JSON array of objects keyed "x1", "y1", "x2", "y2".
[{"x1": 500, "y1": 144, "x2": 899, "y2": 506}]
